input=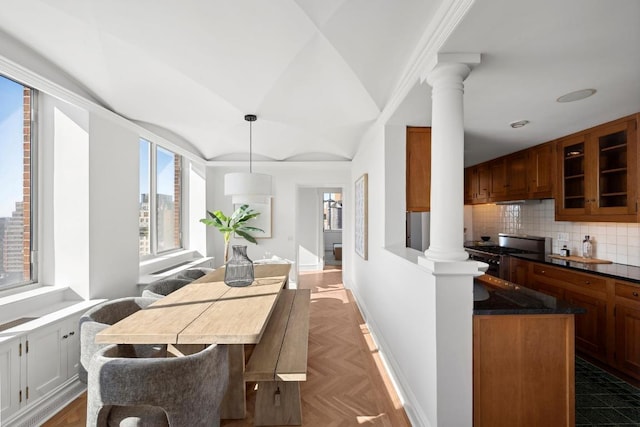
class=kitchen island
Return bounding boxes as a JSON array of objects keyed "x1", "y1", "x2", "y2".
[{"x1": 473, "y1": 275, "x2": 585, "y2": 427}]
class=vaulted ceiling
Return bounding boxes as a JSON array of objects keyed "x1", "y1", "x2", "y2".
[{"x1": 0, "y1": 0, "x2": 638, "y2": 166}]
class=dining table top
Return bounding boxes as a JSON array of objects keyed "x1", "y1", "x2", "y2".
[{"x1": 96, "y1": 263, "x2": 291, "y2": 346}]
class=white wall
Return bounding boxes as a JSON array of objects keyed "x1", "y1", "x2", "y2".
[
  {"x1": 348, "y1": 121, "x2": 474, "y2": 426},
  {"x1": 40, "y1": 96, "x2": 91, "y2": 298},
  {"x1": 87, "y1": 113, "x2": 140, "y2": 299},
  {"x1": 37, "y1": 92, "x2": 208, "y2": 300},
  {"x1": 39, "y1": 95, "x2": 143, "y2": 299},
  {"x1": 297, "y1": 188, "x2": 322, "y2": 270},
  {"x1": 205, "y1": 163, "x2": 350, "y2": 276}
]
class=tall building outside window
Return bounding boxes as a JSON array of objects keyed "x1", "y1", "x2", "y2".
[
  {"x1": 0, "y1": 75, "x2": 35, "y2": 290},
  {"x1": 139, "y1": 139, "x2": 182, "y2": 258}
]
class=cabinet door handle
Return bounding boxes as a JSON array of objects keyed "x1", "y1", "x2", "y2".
[
  {"x1": 69, "y1": 331, "x2": 75, "y2": 336},
  {"x1": 62, "y1": 334, "x2": 68, "y2": 339}
]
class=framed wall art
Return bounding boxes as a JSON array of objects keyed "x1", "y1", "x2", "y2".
[
  {"x1": 233, "y1": 198, "x2": 272, "y2": 239},
  {"x1": 354, "y1": 173, "x2": 368, "y2": 260}
]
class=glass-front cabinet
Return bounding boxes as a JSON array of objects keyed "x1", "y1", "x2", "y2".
[{"x1": 556, "y1": 115, "x2": 638, "y2": 222}]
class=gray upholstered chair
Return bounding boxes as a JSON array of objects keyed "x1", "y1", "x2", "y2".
[
  {"x1": 176, "y1": 267, "x2": 214, "y2": 281},
  {"x1": 78, "y1": 297, "x2": 164, "y2": 384},
  {"x1": 87, "y1": 343, "x2": 229, "y2": 427},
  {"x1": 141, "y1": 278, "x2": 192, "y2": 299}
]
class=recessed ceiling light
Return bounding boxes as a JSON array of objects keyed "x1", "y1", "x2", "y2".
[
  {"x1": 556, "y1": 88, "x2": 597, "y2": 103},
  {"x1": 509, "y1": 120, "x2": 529, "y2": 128}
]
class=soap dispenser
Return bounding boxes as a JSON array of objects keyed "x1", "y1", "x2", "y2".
[{"x1": 582, "y1": 235, "x2": 592, "y2": 258}]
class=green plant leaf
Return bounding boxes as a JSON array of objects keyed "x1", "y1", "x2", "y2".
[
  {"x1": 236, "y1": 229, "x2": 257, "y2": 244},
  {"x1": 201, "y1": 204, "x2": 264, "y2": 245}
]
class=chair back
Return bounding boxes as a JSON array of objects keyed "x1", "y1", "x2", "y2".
[
  {"x1": 78, "y1": 297, "x2": 161, "y2": 384},
  {"x1": 87, "y1": 343, "x2": 229, "y2": 427},
  {"x1": 141, "y1": 278, "x2": 192, "y2": 299}
]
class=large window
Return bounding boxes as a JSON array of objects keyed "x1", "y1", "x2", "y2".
[
  {"x1": 0, "y1": 75, "x2": 35, "y2": 290},
  {"x1": 323, "y1": 192, "x2": 342, "y2": 231},
  {"x1": 139, "y1": 139, "x2": 182, "y2": 257}
]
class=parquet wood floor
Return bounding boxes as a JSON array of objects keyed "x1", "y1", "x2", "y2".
[{"x1": 42, "y1": 266, "x2": 410, "y2": 427}]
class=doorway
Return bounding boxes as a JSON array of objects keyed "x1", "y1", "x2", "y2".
[{"x1": 322, "y1": 190, "x2": 343, "y2": 268}]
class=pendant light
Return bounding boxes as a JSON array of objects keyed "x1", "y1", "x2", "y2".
[{"x1": 224, "y1": 114, "x2": 272, "y2": 204}]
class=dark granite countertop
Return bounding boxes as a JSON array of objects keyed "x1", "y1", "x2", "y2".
[
  {"x1": 510, "y1": 253, "x2": 640, "y2": 284},
  {"x1": 473, "y1": 275, "x2": 587, "y2": 315}
]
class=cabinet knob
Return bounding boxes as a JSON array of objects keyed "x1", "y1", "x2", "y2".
[
  {"x1": 633, "y1": 292, "x2": 639, "y2": 297},
  {"x1": 69, "y1": 331, "x2": 75, "y2": 336},
  {"x1": 540, "y1": 270, "x2": 545, "y2": 274},
  {"x1": 62, "y1": 334, "x2": 68, "y2": 339},
  {"x1": 585, "y1": 281, "x2": 591, "y2": 285}
]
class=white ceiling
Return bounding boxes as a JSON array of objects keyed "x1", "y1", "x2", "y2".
[{"x1": 0, "y1": 0, "x2": 638, "y2": 166}]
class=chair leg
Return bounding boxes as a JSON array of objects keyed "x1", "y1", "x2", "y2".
[{"x1": 254, "y1": 381, "x2": 301, "y2": 426}]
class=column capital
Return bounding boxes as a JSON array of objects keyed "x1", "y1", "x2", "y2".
[{"x1": 425, "y1": 53, "x2": 481, "y2": 86}]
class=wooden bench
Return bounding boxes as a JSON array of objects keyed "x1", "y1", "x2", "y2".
[{"x1": 245, "y1": 289, "x2": 311, "y2": 426}]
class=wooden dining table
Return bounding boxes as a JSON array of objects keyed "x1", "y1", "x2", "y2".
[{"x1": 96, "y1": 263, "x2": 292, "y2": 419}]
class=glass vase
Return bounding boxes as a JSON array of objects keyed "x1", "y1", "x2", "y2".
[{"x1": 224, "y1": 245, "x2": 254, "y2": 287}]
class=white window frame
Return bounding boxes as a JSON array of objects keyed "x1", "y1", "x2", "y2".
[
  {"x1": 139, "y1": 139, "x2": 184, "y2": 261},
  {"x1": 0, "y1": 76, "x2": 37, "y2": 291}
]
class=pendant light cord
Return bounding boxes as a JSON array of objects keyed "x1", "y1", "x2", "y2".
[{"x1": 249, "y1": 119, "x2": 253, "y2": 173}]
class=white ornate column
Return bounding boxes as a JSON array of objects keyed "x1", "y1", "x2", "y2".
[
  {"x1": 417, "y1": 54, "x2": 481, "y2": 427},
  {"x1": 424, "y1": 54, "x2": 480, "y2": 262}
]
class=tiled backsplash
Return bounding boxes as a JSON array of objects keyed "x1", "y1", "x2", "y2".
[{"x1": 470, "y1": 199, "x2": 640, "y2": 267}]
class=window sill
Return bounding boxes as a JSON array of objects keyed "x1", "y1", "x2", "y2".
[
  {"x1": 139, "y1": 249, "x2": 205, "y2": 276},
  {"x1": 138, "y1": 251, "x2": 214, "y2": 287},
  {"x1": 0, "y1": 285, "x2": 104, "y2": 343},
  {"x1": 384, "y1": 245, "x2": 425, "y2": 265}
]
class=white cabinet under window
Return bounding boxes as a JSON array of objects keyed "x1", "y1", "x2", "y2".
[
  {"x1": 26, "y1": 317, "x2": 79, "y2": 403},
  {"x1": 0, "y1": 310, "x2": 87, "y2": 425},
  {"x1": 0, "y1": 337, "x2": 23, "y2": 421}
]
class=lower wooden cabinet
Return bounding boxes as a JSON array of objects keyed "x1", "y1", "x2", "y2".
[
  {"x1": 474, "y1": 314, "x2": 575, "y2": 427},
  {"x1": 509, "y1": 258, "x2": 640, "y2": 380},
  {"x1": 614, "y1": 281, "x2": 640, "y2": 378},
  {"x1": 564, "y1": 290, "x2": 607, "y2": 361}
]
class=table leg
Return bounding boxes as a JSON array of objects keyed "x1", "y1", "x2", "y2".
[{"x1": 221, "y1": 344, "x2": 246, "y2": 419}]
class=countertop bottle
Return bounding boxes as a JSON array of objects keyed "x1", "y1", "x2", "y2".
[{"x1": 582, "y1": 235, "x2": 592, "y2": 258}]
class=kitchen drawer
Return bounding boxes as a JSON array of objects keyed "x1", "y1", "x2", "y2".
[
  {"x1": 615, "y1": 282, "x2": 640, "y2": 302},
  {"x1": 532, "y1": 264, "x2": 606, "y2": 293}
]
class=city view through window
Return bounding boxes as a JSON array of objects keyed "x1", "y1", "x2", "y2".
[
  {"x1": 139, "y1": 140, "x2": 182, "y2": 257},
  {"x1": 0, "y1": 75, "x2": 32, "y2": 290}
]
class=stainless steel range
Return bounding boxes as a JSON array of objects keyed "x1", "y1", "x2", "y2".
[{"x1": 465, "y1": 233, "x2": 551, "y2": 279}]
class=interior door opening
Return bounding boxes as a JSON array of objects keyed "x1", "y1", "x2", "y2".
[{"x1": 322, "y1": 191, "x2": 343, "y2": 268}]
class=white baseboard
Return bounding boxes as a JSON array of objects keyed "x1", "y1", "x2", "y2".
[{"x1": 4, "y1": 378, "x2": 85, "y2": 427}]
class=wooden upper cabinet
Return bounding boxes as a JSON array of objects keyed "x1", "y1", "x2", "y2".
[
  {"x1": 556, "y1": 114, "x2": 638, "y2": 222},
  {"x1": 406, "y1": 127, "x2": 431, "y2": 212},
  {"x1": 505, "y1": 151, "x2": 528, "y2": 200},
  {"x1": 464, "y1": 162, "x2": 497, "y2": 204},
  {"x1": 464, "y1": 167, "x2": 475, "y2": 204},
  {"x1": 476, "y1": 163, "x2": 490, "y2": 202},
  {"x1": 527, "y1": 141, "x2": 555, "y2": 199},
  {"x1": 488, "y1": 158, "x2": 507, "y2": 201}
]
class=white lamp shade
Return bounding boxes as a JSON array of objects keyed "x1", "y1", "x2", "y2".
[{"x1": 224, "y1": 172, "x2": 272, "y2": 204}]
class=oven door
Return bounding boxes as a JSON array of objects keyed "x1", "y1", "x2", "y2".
[{"x1": 466, "y1": 251, "x2": 501, "y2": 278}]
